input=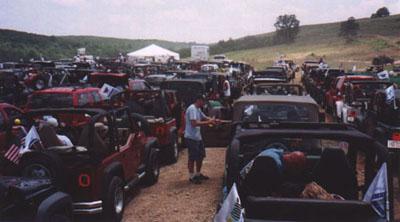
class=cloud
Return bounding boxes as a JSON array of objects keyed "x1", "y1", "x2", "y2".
[{"x1": 0, "y1": 0, "x2": 399, "y2": 42}]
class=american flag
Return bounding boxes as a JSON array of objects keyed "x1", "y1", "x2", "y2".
[{"x1": 4, "y1": 131, "x2": 26, "y2": 164}]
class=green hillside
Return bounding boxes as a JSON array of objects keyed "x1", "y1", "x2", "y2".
[
  {"x1": 0, "y1": 29, "x2": 190, "y2": 62},
  {"x1": 220, "y1": 14, "x2": 400, "y2": 69}
]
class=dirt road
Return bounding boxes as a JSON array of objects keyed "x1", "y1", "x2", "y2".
[{"x1": 123, "y1": 148, "x2": 225, "y2": 222}]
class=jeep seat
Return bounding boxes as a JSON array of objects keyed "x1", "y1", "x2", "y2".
[
  {"x1": 245, "y1": 196, "x2": 378, "y2": 221},
  {"x1": 241, "y1": 155, "x2": 282, "y2": 197},
  {"x1": 77, "y1": 125, "x2": 109, "y2": 157},
  {"x1": 313, "y1": 148, "x2": 358, "y2": 200},
  {"x1": 38, "y1": 124, "x2": 63, "y2": 148}
]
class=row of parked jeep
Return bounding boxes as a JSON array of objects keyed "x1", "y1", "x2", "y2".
[
  {"x1": 302, "y1": 61, "x2": 400, "y2": 152},
  {"x1": 0, "y1": 58, "x2": 251, "y2": 221},
  {"x1": 219, "y1": 59, "x2": 397, "y2": 221}
]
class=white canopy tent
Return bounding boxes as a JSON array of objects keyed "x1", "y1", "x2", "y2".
[{"x1": 127, "y1": 44, "x2": 180, "y2": 63}]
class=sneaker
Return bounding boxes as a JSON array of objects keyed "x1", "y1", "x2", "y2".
[
  {"x1": 197, "y1": 173, "x2": 210, "y2": 180},
  {"x1": 189, "y1": 176, "x2": 202, "y2": 184}
]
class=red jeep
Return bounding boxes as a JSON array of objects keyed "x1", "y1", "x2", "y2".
[
  {"x1": 110, "y1": 89, "x2": 181, "y2": 163},
  {"x1": 25, "y1": 87, "x2": 104, "y2": 111},
  {"x1": 0, "y1": 103, "x2": 26, "y2": 152},
  {"x1": 21, "y1": 108, "x2": 160, "y2": 221},
  {"x1": 324, "y1": 75, "x2": 375, "y2": 117}
]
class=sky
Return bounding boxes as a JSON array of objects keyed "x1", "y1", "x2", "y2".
[{"x1": 0, "y1": 0, "x2": 399, "y2": 43}]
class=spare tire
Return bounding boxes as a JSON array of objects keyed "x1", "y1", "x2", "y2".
[{"x1": 19, "y1": 151, "x2": 65, "y2": 189}]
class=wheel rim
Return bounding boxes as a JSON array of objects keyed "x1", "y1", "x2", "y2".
[
  {"x1": 153, "y1": 159, "x2": 160, "y2": 177},
  {"x1": 114, "y1": 186, "x2": 124, "y2": 214},
  {"x1": 23, "y1": 164, "x2": 51, "y2": 178},
  {"x1": 173, "y1": 141, "x2": 178, "y2": 159}
]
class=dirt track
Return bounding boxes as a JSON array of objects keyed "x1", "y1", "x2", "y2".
[{"x1": 123, "y1": 148, "x2": 225, "y2": 222}]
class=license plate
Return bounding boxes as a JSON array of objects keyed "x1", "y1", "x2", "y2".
[{"x1": 387, "y1": 140, "x2": 400, "y2": 149}]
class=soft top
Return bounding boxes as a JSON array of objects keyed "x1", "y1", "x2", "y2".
[{"x1": 235, "y1": 95, "x2": 317, "y2": 105}]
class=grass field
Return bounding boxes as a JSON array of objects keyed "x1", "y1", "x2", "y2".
[{"x1": 224, "y1": 14, "x2": 400, "y2": 70}]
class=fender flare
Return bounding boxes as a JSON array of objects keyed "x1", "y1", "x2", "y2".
[
  {"x1": 36, "y1": 192, "x2": 72, "y2": 222},
  {"x1": 169, "y1": 126, "x2": 177, "y2": 143},
  {"x1": 102, "y1": 162, "x2": 124, "y2": 195},
  {"x1": 144, "y1": 137, "x2": 159, "y2": 163}
]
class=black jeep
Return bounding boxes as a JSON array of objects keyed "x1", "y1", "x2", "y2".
[{"x1": 224, "y1": 122, "x2": 392, "y2": 221}]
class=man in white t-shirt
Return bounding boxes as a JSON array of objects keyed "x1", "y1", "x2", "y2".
[
  {"x1": 223, "y1": 76, "x2": 231, "y2": 98},
  {"x1": 184, "y1": 95, "x2": 220, "y2": 184},
  {"x1": 43, "y1": 116, "x2": 73, "y2": 146}
]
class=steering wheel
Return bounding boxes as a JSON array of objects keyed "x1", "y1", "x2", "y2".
[{"x1": 265, "y1": 141, "x2": 290, "y2": 152}]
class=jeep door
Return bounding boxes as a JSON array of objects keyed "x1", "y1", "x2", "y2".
[{"x1": 114, "y1": 109, "x2": 140, "y2": 179}]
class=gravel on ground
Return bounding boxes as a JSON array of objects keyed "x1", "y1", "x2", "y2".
[{"x1": 123, "y1": 148, "x2": 225, "y2": 222}]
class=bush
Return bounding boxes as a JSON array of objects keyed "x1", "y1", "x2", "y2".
[{"x1": 372, "y1": 55, "x2": 394, "y2": 66}]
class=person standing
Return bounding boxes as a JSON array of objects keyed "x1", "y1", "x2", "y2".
[
  {"x1": 223, "y1": 76, "x2": 231, "y2": 98},
  {"x1": 185, "y1": 95, "x2": 219, "y2": 184}
]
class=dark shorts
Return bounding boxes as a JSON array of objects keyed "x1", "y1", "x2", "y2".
[{"x1": 185, "y1": 138, "x2": 205, "y2": 161}]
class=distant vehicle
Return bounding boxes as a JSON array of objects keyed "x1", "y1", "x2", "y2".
[
  {"x1": 144, "y1": 73, "x2": 176, "y2": 88},
  {"x1": 213, "y1": 54, "x2": 226, "y2": 61},
  {"x1": 252, "y1": 83, "x2": 305, "y2": 96},
  {"x1": 324, "y1": 75, "x2": 376, "y2": 118},
  {"x1": 301, "y1": 60, "x2": 320, "y2": 74},
  {"x1": 0, "y1": 71, "x2": 26, "y2": 106},
  {"x1": 233, "y1": 95, "x2": 322, "y2": 123},
  {"x1": 26, "y1": 87, "x2": 103, "y2": 110},
  {"x1": 303, "y1": 68, "x2": 345, "y2": 105},
  {"x1": 337, "y1": 80, "x2": 391, "y2": 124},
  {"x1": 201, "y1": 64, "x2": 219, "y2": 72},
  {"x1": 191, "y1": 45, "x2": 209, "y2": 61},
  {"x1": 89, "y1": 72, "x2": 129, "y2": 88},
  {"x1": 252, "y1": 69, "x2": 288, "y2": 84},
  {"x1": 362, "y1": 89, "x2": 400, "y2": 148}
]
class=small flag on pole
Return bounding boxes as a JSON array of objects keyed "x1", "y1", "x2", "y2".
[
  {"x1": 363, "y1": 163, "x2": 389, "y2": 220},
  {"x1": 3, "y1": 126, "x2": 41, "y2": 164},
  {"x1": 20, "y1": 126, "x2": 42, "y2": 155},
  {"x1": 4, "y1": 129, "x2": 26, "y2": 164},
  {"x1": 214, "y1": 183, "x2": 244, "y2": 222}
]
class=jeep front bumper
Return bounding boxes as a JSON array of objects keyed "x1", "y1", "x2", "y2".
[{"x1": 73, "y1": 200, "x2": 102, "y2": 214}]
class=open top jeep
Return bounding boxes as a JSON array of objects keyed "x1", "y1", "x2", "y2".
[
  {"x1": 252, "y1": 69, "x2": 288, "y2": 85},
  {"x1": 251, "y1": 83, "x2": 305, "y2": 96},
  {"x1": 25, "y1": 87, "x2": 104, "y2": 111},
  {"x1": 110, "y1": 89, "x2": 181, "y2": 163},
  {"x1": 20, "y1": 107, "x2": 160, "y2": 222},
  {"x1": 337, "y1": 80, "x2": 391, "y2": 124},
  {"x1": 224, "y1": 122, "x2": 391, "y2": 221}
]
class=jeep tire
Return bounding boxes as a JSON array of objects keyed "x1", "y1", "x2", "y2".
[
  {"x1": 103, "y1": 176, "x2": 124, "y2": 222},
  {"x1": 144, "y1": 149, "x2": 160, "y2": 186},
  {"x1": 19, "y1": 151, "x2": 65, "y2": 188},
  {"x1": 36, "y1": 192, "x2": 73, "y2": 222},
  {"x1": 168, "y1": 134, "x2": 179, "y2": 164}
]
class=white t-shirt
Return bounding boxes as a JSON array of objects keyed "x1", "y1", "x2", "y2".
[
  {"x1": 184, "y1": 104, "x2": 206, "y2": 141},
  {"x1": 223, "y1": 80, "x2": 231, "y2": 97},
  {"x1": 57, "y1": 135, "x2": 73, "y2": 146}
]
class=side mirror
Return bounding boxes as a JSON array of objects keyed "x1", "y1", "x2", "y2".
[{"x1": 319, "y1": 112, "x2": 326, "y2": 122}]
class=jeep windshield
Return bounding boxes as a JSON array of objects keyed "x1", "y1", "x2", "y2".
[
  {"x1": 254, "y1": 71, "x2": 285, "y2": 80},
  {"x1": 351, "y1": 82, "x2": 390, "y2": 101},
  {"x1": 242, "y1": 103, "x2": 314, "y2": 122},
  {"x1": 255, "y1": 85, "x2": 302, "y2": 95},
  {"x1": 29, "y1": 93, "x2": 73, "y2": 109}
]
